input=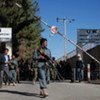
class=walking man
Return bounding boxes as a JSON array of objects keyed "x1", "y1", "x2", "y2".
[
  {"x1": 33, "y1": 38, "x2": 51, "y2": 97},
  {"x1": 0, "y1": 48, "x2": 11, "y2": 87},
  {"x1": 9, "y1": 55, "x2": 18, "y2": 86}
]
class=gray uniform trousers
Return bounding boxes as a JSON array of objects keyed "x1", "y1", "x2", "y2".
[
  {"x1": 33, "y1": 47, "x2": 51, "y2": 89},
  {"x1": 38, "y1": 63, "x2": 47, "y2": 89}
]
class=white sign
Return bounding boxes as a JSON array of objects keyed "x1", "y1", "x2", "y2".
[
  {"x1": 0, "y1": 28, "x2": 12, "y2": 42},
  {"x1": 77, "y1": 29, "x2": 100, "y2": 43}
]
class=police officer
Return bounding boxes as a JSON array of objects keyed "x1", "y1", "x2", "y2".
[{"x1": 33, "y1": 38, "x2": 51, "y2": 97}]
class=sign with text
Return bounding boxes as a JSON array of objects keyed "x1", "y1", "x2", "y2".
[
  {"x1": 77, "y1": 29, "x2": 100, "y2": 43},
  {"x1": 0, "y1": 28, "x2": 12, "y2": 42}
]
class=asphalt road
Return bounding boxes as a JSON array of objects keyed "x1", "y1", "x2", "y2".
[{"x1": 0, "y1": 81, "x2": 100, "y2": 100}]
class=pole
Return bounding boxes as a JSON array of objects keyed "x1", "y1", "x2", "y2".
[
  {"x1": 87, "y1": 64, "x2": 91, "y2": 82},
  {"x1": 63, "y1": 18, "x2": 67, "y2": 60},
  {"x1": 57, "y1": 17, "x2": 67, "y2": 60}
]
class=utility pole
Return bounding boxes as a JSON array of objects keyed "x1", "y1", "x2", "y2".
[{"x1": 57, "y1": 17, "x2": 67, "y2": 60}]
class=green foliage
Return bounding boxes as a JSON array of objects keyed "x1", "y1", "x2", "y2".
[{"x1": 0, "y1": 0, "x2": 43, "y2": 60}]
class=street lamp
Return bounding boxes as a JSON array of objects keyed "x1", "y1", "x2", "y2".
[
  {"x1": 56, "y1": 17, "x2": 74, "y2": 60},
  {"x1": 56, "y1": 17, "x2": 67, "y2": 60}
]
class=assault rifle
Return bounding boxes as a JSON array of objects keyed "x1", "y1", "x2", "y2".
[
  {"x1": 38, "y1": 48, "x2": 64, "y2": 80},
  {"x1": 38, "y1": 48, "x2": 55, "y2": 68}
]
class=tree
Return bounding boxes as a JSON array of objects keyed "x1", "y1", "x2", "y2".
[{"x1": 0, "y1": 0, "x2": 43, "y2": 60}]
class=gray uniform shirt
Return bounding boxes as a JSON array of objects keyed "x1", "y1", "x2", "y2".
[{"x1": 33, "y1": 47, "x2": 51, "y2": 68}]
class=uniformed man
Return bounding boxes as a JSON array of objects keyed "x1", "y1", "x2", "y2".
[{"x1": 33, "y1": 38, "x2": 51, "y2": 97}]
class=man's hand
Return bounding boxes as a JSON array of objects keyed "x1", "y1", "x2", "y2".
[
  {"x1": 40, "y1": 55, "x2": 46, "y2": 59},
  {"x1": 5, "y1": 61, "x2": 10, "y2": 64}
]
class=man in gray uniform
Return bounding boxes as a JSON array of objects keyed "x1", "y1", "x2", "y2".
[{"x1": 33, "y1": 38, "x2": 51, "y2": 97}]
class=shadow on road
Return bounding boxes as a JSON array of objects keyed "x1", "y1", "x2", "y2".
[{"x1": 0, "y1": 90, "x2": 44, "y2": 98}]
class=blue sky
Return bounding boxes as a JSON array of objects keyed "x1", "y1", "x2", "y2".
[{"x1": 38, "y1": 0, "x2": 100, "y2": 59}]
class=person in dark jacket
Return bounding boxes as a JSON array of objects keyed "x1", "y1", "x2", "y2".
[
  {"x1": 66, "y1": 59, "x2": 74, "y2": 82},
  {"x1": 76, "y1": 54, "x2": 85, "y2": 82},
  {"x1": 0, "y1": 48, "x2": 11, "y2": 87},
  {"x1": 90, "y1": 59, "x2": 97, "y2": 80}
]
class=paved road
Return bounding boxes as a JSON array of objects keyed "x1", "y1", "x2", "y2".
[{"x1": 0, "y1": 81, "x2": 100, "y2": 100}]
